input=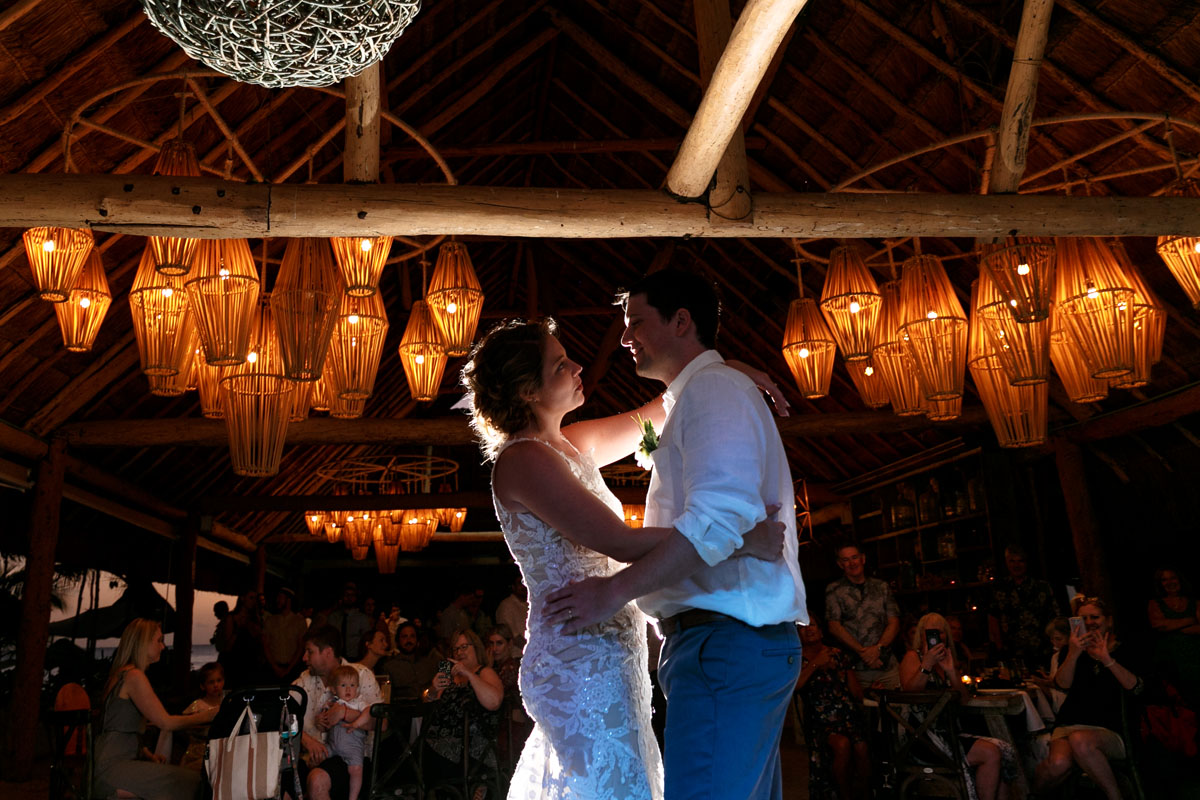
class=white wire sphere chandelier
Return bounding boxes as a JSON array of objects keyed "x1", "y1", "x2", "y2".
[{"x1": 141, "y1": 0, "x2": 422, "y2": 88}]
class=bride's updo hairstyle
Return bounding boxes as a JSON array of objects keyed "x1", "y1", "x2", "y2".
[{"x1": 462, "y1": 318, "x2": 559, "y2": 460}]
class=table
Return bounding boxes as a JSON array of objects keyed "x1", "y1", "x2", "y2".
[{"x1": 961, "y1": 690, "x2": 1044, "y2": 800}]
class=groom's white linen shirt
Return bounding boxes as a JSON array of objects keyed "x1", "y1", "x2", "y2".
[{"x1": 637, "y1": 351, "x2": 808, "y2": 628}]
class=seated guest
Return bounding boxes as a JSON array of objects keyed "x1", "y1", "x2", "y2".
[
  {"x1": 1029, "y1": 617, "x2": 1069, "y2": 714},
  {"x1": 422, "y1": 628, "x2": 503, "y2": 784},
  {"x1": 795, "y1": 616, "x2": 870, "y2": 800},
  {"x1": 381, "y1": 622, "x2": 442, "y2": 702},
  {"x1": 1034, "y1": 597, "x2": 1143, "y2": 800},
  {"x1": 177, "y1": 662, "x2": 226, "y2": 770},
  {"x1": 356, "y1": 629, "x2": 391, "y2": 674},
  {"x1": 93, "y1": 619, "x2": 218, "y2": 800},
  {"x1": 900, "y1": 613, "x2": 1016, "y2": 800},
  {"x1": 1147, "y1": 568, "x2": 1200, "y2": 704},
  {"x1": 946, "y1": 615, "x2": 976, "y2": 673}
]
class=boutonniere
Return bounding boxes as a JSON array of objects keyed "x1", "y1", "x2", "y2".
[{"x1": 634, "y1": 415, "x2": 658, "y2": 470}]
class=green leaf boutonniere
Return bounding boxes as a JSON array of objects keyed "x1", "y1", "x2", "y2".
[{"x1": 634, "y1": 415, "x2": 658, "y2": 470}]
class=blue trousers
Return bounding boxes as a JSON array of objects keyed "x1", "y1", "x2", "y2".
[{"x1": 658, "y1": 619, "x2": 801, "y2": 800}]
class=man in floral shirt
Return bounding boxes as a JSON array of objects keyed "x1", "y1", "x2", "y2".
[
  {"x1": 825, "y1": 544, "x2": 901, "y2": 689},
  {"x1": 988, "y1": 545, "x2": 1062, "y2": 668}
]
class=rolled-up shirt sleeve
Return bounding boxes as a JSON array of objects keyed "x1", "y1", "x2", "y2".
[{"x1": 670, "y1": 371, "x2": 769, "y2": 567}]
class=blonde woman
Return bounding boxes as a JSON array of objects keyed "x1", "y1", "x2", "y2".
[
  {"x1": 899, "y1": 613, "x2": 1016, "y2": 800},
  {"x1": 93, "y1": 618, "x2": 218, "y2": 800}
]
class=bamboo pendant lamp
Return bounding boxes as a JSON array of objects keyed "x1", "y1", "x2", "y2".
[
  {"x1": 287, "y1": 379, "x2": 314, "y2": 422},
  {"x1": 186, "y1": 238, "x2": 260, "y2": 366},
  {"x1": 871, "y1": 280, "x2": 925, "y2": 416},
  {"x1": 968, "y1": 280, "x2": 1047, "y2": 447},
  {"x1": 323, "y1": 522, "x2": 342, "y2": 544},
  {"x1": 346, "y1": 512, "x2": 375, "y2": 549},
  {"x1": 1156, "y1": 179, "x2": 1200, "y2": 310},
  {"x1": 310, "y1": 373, "x2": 334, "y2": 412},
  {"x1": 978, "y1": 238, "x2": 1056, "y2": 323},
  {"x1": 329, "y1": 393, "x2": 367, "y2": 418},
  {"x1": 427, "y1": 241, "x2": 485, "y2": 357},
  {"x1": 436, "y1": 507, "x2": 468, "y2": 532},
  {"x1": 976, "y1": 267, "x2": 1050, "y2": 386},
  {"x1": 782, "y1": 297, "x2": 836, "y2": 399},
  {"x1": 846, "y1": 359, "x2": 890, "y2": 409},
  {"x1": 54, "y1": 249, "x2": 111, "y2": 352},
  {"x1": 1110, "y1": 242, "x2": 1165, "y2": 390},
  {"x1": 374, "y1": 525, "x2": 400, "y2": 574},
  {"x1": 219, "y1": 301, "x2": 292, "y2": 477},
  {"x1": 399, "y1": 299, "x2": 448, "y2": 402},
  {"x1": 305, "y1": 512, "x2": 326, "y2": 537},
  {"x1": 271, "y1": 238, "x2": 344, "y2": 381},
  {"x1": 899, "y1": 253, "x2": 968, "y2": 402},
  {"x1": 129, "y1": 244, "x2": 196, "y2": 377},
  {"x1": 1048, "y1": 303, "x2": 1109, "y2": 404},
  {"x1": 329, "y1": 292, "x2": 389, "y2": 400},
  {"x1": 379, "y1": 516, "x2": 401, "y2": 547},
  {"x1": 923, "y1": 394, "x2": 962, "y2": 421},
  {"x1": 623, "y1": 504, "x2": 646, "y2": 529},
  {"x1": 195, "y1": 348, "x2": 227, "y2": 418},
  {"x1": 23, "y1": 226, "x2": 94, "y2": 303},
  {"x1": 330, "y1": 235, "x2": 393, "y2": 297},
  {"x1": 147, "y1": 368, "x2": 192, "y2": 397},
  {"x1": 351, "y1": 543, "x2": 370, "y2": 561},
  {"x1": 149, "y1": 139, "x2": 201, "y2": 275},
  {"x1": 1053, "y1": 237, "x2": 1135, "y2": 379},
  {"x1": 397, "y1": 509, "x2": 438, "y2": 551},
  {"x1": 820, "y1": 245, "x2": 881, "y2": 362}
]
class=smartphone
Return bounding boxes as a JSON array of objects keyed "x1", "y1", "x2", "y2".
[
  {"x1": 1069, "y1": 616, "x2": 1086, "y2": 639},
  {"x1": 925, "y1": 628, "x2": 943, "y2": 650},
  {"x1": 437, "y1": 660, "x2": 453, "y2": 679}
]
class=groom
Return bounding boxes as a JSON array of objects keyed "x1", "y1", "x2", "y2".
[{"x1": 547, "y1": 268, "x2": 808, "y2": 800}]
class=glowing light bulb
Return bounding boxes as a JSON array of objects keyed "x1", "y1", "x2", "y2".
[
  {"x1": 1118, "y1": 301, "x2": 1127, "y2": 311},
  {"x1": 849, "y1": 300, "x2": 861, "y2": 314},
  {"x1": 161, "y1": 287, "x2": 173, "y2": 298},
  {"x1": 446, "y1": 302, "x2": 458, "y2": 314},
  {"x1": 1017, "y1": 263, "x2": 1031, "y2": 276},
  {"x1": 1194, "y1": 241, "x2": 1200, "y2": 254},
  {"x1": 1086, "y1": 284, "x2": 1099, "y2": 299},
  {"x1": 359, "y1": 239, "x2": 372, "y2": 253},
  {"x1": 218, "y1": 267, "x2": 230, "y2": 278},
  {"x1": 455, "y1": 511, "x2": 463, "y2": 519},
  {"x1": 415, "y1": 354, "x2": 425, "y2": 364},
  {"x1": 1010, "y1": 299, "x2": 1018, "y2": 308},
  {"x1": 926, "y1": 310, "x2": 938, "y2": 320},
  {"x1": 247, "y1": 351, "x2": 258, "y2": 364},
  {"x1": 79, "y1": 297, "x2": 91, "y2": 309},
  {"x1": 347, "y1": 314, "x2": 359, "y2": 325},
  {"x1": 798, "y1": 347, "x2": 810, "y2": 359},
  {"x1": 864, "y1": 366, "x2": 874, "y2": 377},
  {"x1": 42, "y1": 239, "x2": 56, "y2": 253},
  {"x1": 961, "y1": 674, "x2": 972, "y2": 685}
]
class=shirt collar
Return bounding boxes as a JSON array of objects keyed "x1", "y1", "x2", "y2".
[{"x1": 662, "y1": 350, "x2": 723, "y2": 416}]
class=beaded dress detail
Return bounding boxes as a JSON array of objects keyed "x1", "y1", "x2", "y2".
[{"x1": 494, "y1": 437, "x2": 663, "y2": 800}]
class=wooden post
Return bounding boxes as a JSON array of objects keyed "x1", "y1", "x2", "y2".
[
  {"x1": 3, "y1": 436, "x2": 66, "y2": 781},
  {"x1": 693, "y1": 0, "x2": 753, "y2": 221},
  {"x1": 1052, "y1": 438, "x2": 1112, "y2": 602},
  {"x1": 344, "y1": 63, "x2": 381, "y2": 183},
  {"x1": 253, "y1": 545, "x2": 267, "y2": 596},
  {"x1": 988, "y1": 0, "x2": 1056, "y2": 194},
  {"x1": 174, "y1": 515, "x2": 198, "y2": 689}
]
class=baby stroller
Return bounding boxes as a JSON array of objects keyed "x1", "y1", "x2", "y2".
[{"x1": 204, "y1": 684, "x2": 307, "y2": 800}]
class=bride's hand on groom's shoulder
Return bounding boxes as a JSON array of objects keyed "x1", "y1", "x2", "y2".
[
  {"x1": 545, "y1": 577, "x2": 619, "y2": 635},
  {"x1": 737, "y1": 504, "x2": 786, "y2": 561},
  {"x1": 725, "y1": 360, "x2": 791, "y2": 418}
]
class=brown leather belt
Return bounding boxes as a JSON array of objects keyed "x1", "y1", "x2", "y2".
[{"x1": 659, "y1": 608, "x2": 744, "y2": 638}]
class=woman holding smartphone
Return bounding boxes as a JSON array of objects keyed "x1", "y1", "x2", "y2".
[
  {"x1": 1034, "y1": 598, "x2": 1143, "y2": 800},
  {"x1": 899, "y1": 613, "x2": 1016, "y2": 800}
]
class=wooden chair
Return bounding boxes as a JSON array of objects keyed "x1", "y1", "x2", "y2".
[
  {"x1": 47, "y1": 707, "x2": 95, "y2": 800},
  {"x1": 872, "y1": 689, "x2": 972, "y2": 799}
]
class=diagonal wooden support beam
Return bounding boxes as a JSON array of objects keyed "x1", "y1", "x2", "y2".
[
  {"x1": 665, "y1": 0, "x2": 810, "y2": 200},
  {"x1": 988, "y1": 0, "x2": 1056, "y2": 194}
]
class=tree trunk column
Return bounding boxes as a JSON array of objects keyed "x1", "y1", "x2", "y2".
[
  {"x1": 174, "y1": 516, "x2": 198, "y2": 689},
  {"x1": 3, "y1": 436, "x2": 67, "y2": 781},
  {"x1": 1053, "y1": 438, "x2": 1113, "y2": 602}
]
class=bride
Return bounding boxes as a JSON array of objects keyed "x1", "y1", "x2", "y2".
[{"x1": 461, "y1": 318, "x2": 786, "y2": 800}]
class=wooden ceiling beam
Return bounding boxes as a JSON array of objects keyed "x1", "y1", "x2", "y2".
[
  {"x1": 987, "y1": 0, "x2": 1055, "y2": 194},
  {"x1": 384, "y1": 137, "x2": 766, "y2": 160}
]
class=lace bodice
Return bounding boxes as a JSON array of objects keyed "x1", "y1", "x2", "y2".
[{"x1": 493, "y1": 436, "x2": 663, "y2": 800}]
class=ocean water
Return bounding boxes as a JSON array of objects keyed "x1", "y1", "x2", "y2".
[{"x1": 66, "y1": 642, "x2": 219, "y2": 672}]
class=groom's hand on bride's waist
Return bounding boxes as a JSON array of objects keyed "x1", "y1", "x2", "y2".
[
  {"x1": 545, "y1": 576, "x2": 621, "y2": 635},
  {"x1": 735, "y1": 503, "x2": 786, "y2": 561}
]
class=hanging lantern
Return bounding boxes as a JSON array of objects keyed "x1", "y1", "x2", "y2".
[
  {"x1": 310, "y1": 373, "x2": 334, "y2": 412},
  {"x1": 1110, "y1": 242, "x2": 1165, "y2": 390},
  {"x1": 129, "y1": 244, "x2": 197, "y2": 376},
  {"x1": 978, "y1": 237, "x2": 1056, "y2": 323},
  {"x1": 427, "y1": 241, "x2": 485, "y2": 357},
  {"x1": 379, "y1": 516, "x2": 401, "y2": 547},
  {"x1": 287, "y1": 379, "x2": 314, "y2": 422},
  {"x1": 54, "y1": 249, "x2": 111, "y2": 352},
  {"x1": 186, "y1": 238, "x2": 260, "y2": 366},
  {"x1": 975, "y1": 267, "x2": 1050, "y2": 386},
  {"x1": 396, "y1": 509, "x2": 437, "y2": 551},
  {"x1": 329, "y1": 393, "x2": 366, "y2": 419},
  {"x1": 305, "y1": 512, "x2": 326, "y2": 537},
  {"x1": 969, "y1": 279, "x2": 1047, "y2": 447},
  {"x1": 345, "y1": 511, "x2": 375, "y2": 548},
  {"x1": 899, "y1": 253, "x2": 968, "y2": 402},
  {"x1": 374, "y1": 525, "x2": 400, "y2": 574},
  {"x1": 1156, "y1": 179, "x2": 1200, "y2": 310},
  {"x1": 923, "y1": 394, "x2": 962, "y2": 421},
  {"x1": 220, "y1": 301, "x2": 292, "y2": 477},
  {"x1": 194, "y1": 348, "x2": 227, "y2": 418},
  {"x1": 147, "y1": 369, "x2": 192, "y2": 397},
  {"x1": 871, "y1": 280, "x2": 925, "y2": 416},
  {"x1": 846, "y1": 359, "x2": 890, "y2": 409},
  {"x1": 271, "y1": 238, "x2": 344, "y2": 381},
  {"x1": 782, "y1": 297, "x2": 836, "y2": 399},
  {"x1": 330, "y1": 235, "x2": 393, "y2": 297},
  {"x1": 351, "y1": 543, "x2": 370, "y2": 561},
  {"x1": 623, "y1": 504, "x2": 646, "y2": 529},
  {"x1": 399, "y1": 299, "x2": 448, "y2": 402},
  {"x1": 23, "y1": 227, "x2": 94, "y2": 303},
  {"x1": 1053, "y1": 238, "x2": 1135, "y2": 379},
  {"x1": 323, "y1": 521, "x2": 342, "y2": 544},
  {"x1": 328, "y1": 292, "x2": 389, "y2": 400},
  {"x1": 435, "y1": 507, "x2": 467, "y2": 532},
  {"x1": 1048, "y1": 303, "x2": 1109, "y2": 404},
  {"x1": 819, "y1": 246, "x2": 881, "y2": 362},
  {"x1": 149, "y1": 139, "x2": 201, "y2": 275}
]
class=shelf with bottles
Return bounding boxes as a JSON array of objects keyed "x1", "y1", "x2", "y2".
[{"x1": 860, "y1": 511, "x2": 989, "y2": 543}]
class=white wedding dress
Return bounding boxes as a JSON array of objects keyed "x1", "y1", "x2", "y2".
[{"x1": 494, "y1": 437, "x2": 664, "y2": 800}]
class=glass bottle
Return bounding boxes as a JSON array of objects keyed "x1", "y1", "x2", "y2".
[
  {"x1": 967, "y1": 472, "x2": 984, "y2": 513},
  {"x1": 891, "y1": 482, "x2": 916, "y2": 528},
  {"x1": 918, "y1": 479, "x2": 940, "y2": 524}
]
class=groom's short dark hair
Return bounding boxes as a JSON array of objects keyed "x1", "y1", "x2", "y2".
[{"x1": 617, "y1": 268, "x2": 721, "y2": 349}]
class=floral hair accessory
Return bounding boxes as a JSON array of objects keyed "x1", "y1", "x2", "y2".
[{"x1": 634, "y1": 415, "x2": 658, "y2": 470}]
